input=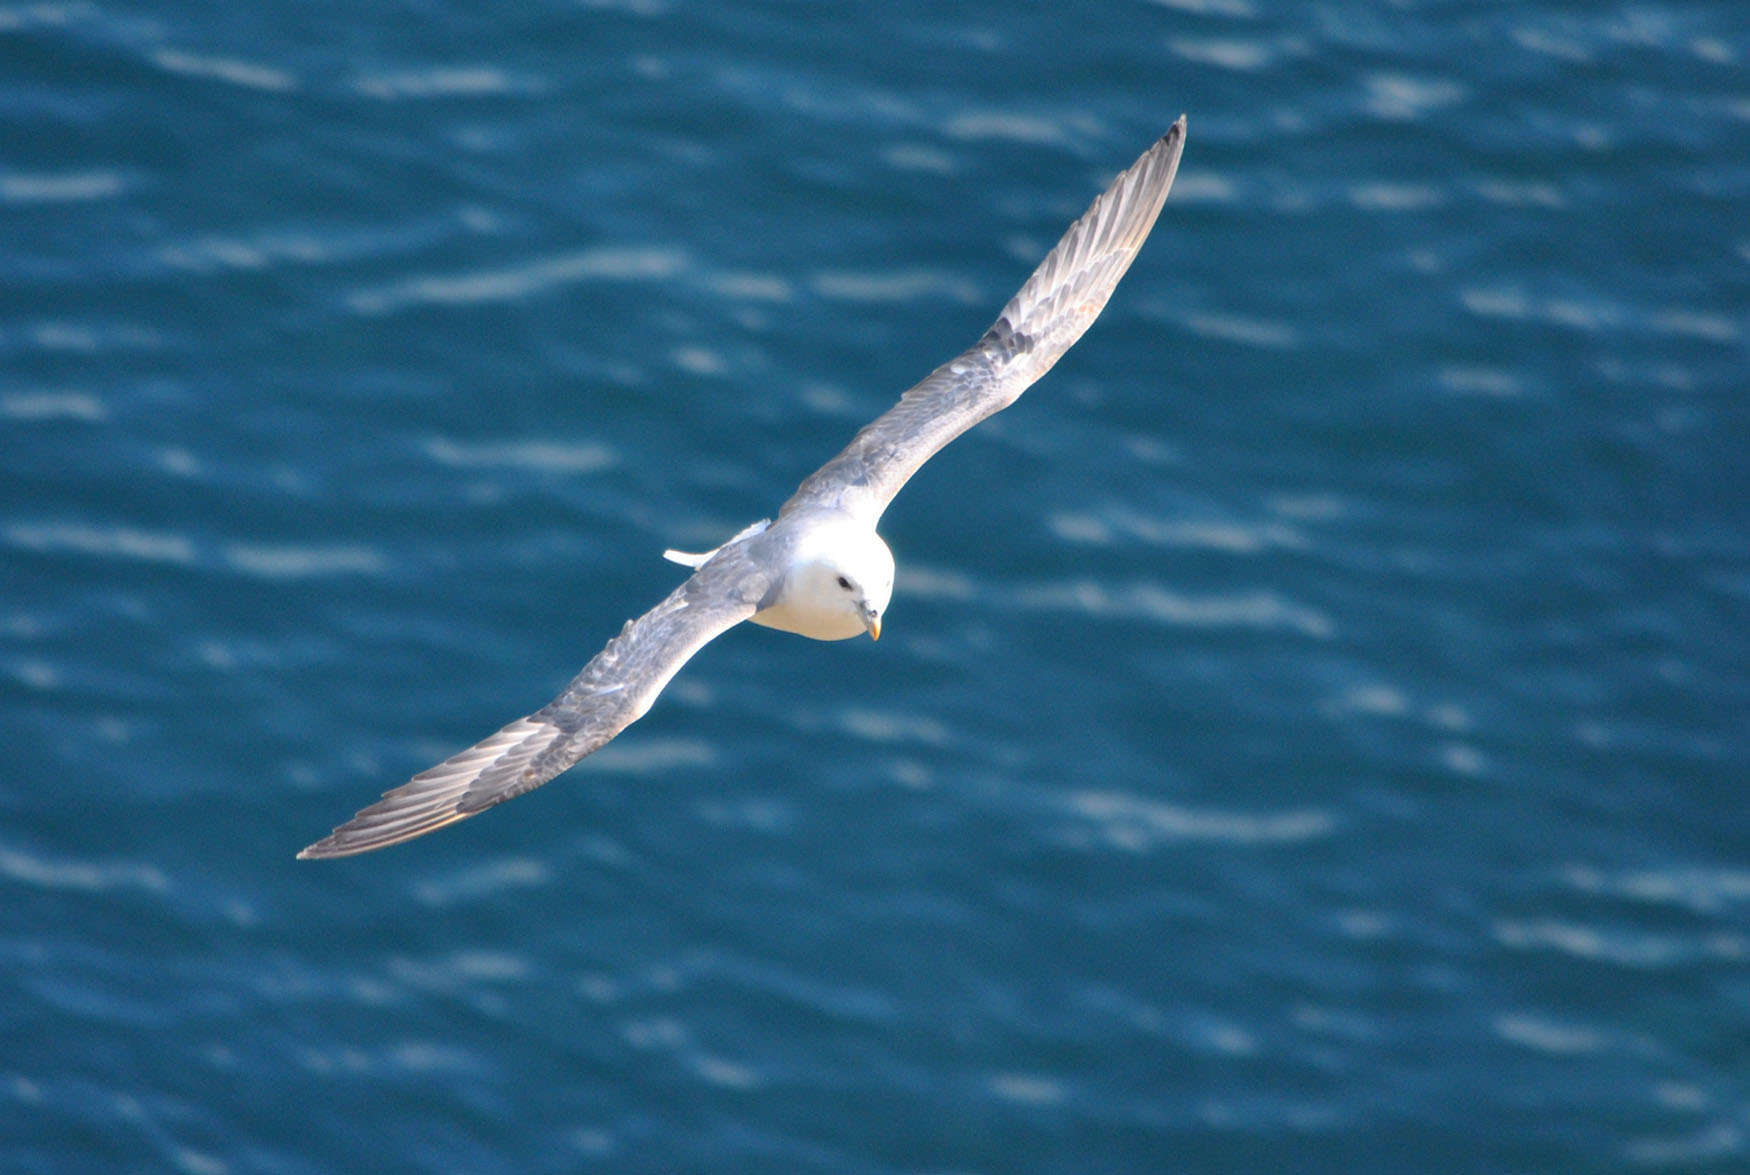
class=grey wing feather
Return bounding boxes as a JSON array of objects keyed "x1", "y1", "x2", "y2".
[
  {"x1": 297, "y1": 551, "x2": 766, "y2": 858},
  {"x1": 782, "y1": 117, "x2": 1186, "y2": 523}
]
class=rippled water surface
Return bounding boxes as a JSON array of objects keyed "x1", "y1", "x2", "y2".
[{"x1": 4, "y1": 1, "x2": 1747, "y2": 1171}]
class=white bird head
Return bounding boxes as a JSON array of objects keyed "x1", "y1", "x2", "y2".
[
  {"x1": 767, "y1": 520, "x2": 894, "y2": 642},
  {"x1": 817, "y1": 528, "x2": 894, "y2": 641}
]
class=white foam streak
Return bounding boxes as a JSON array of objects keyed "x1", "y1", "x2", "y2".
[
  {"x1": 151, "y1": 48, "x2": 297, "y2": 92},
  {"x1": 0, "y1": 847, "x2": 170, "y2": 895},
  {"x1": 350, "y1": 247, "x2": 687, "y2": 314},
  {"x1": 1562, "y1": 863, "x2": 1750, "y2": 913},
  {"x1": 1047, "y1": 508, "x2": 1307, "y2": 554},
  {"x1": 423, "y1": 436, "x2": 615, "y2": 474},
  {"x1": 157, "y1": 231, "x2": 337, "y2": 273},
  {"x1": 1362, "y1": 73, "x2": 1467, "y2": 121},
  {"x1": 352, "y1": 67, "x2": 532, "y2": 100},
  {"x1": 587, "y1": 737, "x2": 715, "y2": 775},
  {"x1": 1020, "y1": 580, "x2": 1334, "y2": 638},
  {"x1": 413, "y1": 858, "x2": 552, "y2": 907},
  {"x1": 1185, "y1": 311, "x2": 1299, "y2": 349},
  {"x1": 943, "y1": 112, "x2": 1069, "y2": 146},
  {"x1": 812, "y1": 269, "x2": 982, "y2": 305},
  {"x1": 224, "y1": 544, "x2": 388, "y2": 579},
  {"x1": 1494, "y1": 1012, "x2": 1609, "y2": 1055},
  {"x1": 1494, "y1": 918, "x2": 1747, "y2": 969},
  {"x1": 1461, "y1": 289, "x2": 1739, "y2": 343},
  {"x1": 6, "y1": 521, "x2": 196, "y2": 565},
  {"x1": 1, "y1": 391, "x2": 106, "y2": 420},
  {"x1": 0, "y1": 170, "x2": 127, "y2": 204},
  {"x1": 1147, "y1": 0, "x2": 1256, "y2": 15},
  {"x1": 1169, "y1": 37, "x2": 1279, "y2": 72},
  {"x1": 1067, "y1": 790, "x2": 1336, "y2": 849}
]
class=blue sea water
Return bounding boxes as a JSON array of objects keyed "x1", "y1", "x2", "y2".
[{"x1": 3, "y1": 0, "x2": 1747, "y2": 1170}]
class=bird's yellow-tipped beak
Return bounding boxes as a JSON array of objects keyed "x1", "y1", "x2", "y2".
[{"x1": 866, "y1": 616, "x2": 882, "y2": 641}]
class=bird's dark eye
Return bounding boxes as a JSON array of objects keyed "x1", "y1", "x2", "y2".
[{"x1": 837, "y1": 576, "x2": 852, "y2": 590}]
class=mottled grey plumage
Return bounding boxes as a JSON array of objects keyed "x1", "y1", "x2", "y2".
[
  {"x1": 787, "y1": 119, "x2": 1185, "y2": 523},
  {"x1": 298, "y1": 543, "x2": 774, "y2": 857},
  {"x1": 299, "y1": 119, "x2": 1186, "y2": 859}
]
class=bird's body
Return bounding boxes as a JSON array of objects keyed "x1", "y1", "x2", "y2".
[{"x1": 300, "y1": 119, "x2": 1187, "y2": 859}]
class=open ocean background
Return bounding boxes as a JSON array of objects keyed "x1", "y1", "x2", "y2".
[{"x1": 4, "y1": 1, "x2": 1747, "y2": 1171}]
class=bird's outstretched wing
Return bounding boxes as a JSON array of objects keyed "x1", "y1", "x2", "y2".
[
  {"x1": 298, "y1": 550, "x2": 768, "y2": 858},
  {"x1": 783, "y1": 118, "x2": 1186, "y2": 524}
]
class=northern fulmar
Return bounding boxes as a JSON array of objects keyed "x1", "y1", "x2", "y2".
[{"x1": 301, "y1": 118, "x2": 1187, "y2": 858}]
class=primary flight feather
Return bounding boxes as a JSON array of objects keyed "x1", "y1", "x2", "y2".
[{"x1": 300, "y1": 118, "x2": 1186, "y2": 859}]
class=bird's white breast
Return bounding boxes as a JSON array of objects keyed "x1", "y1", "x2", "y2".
[{"x1": 748, "y1": 593, "x2": 868, "y2": 641}]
